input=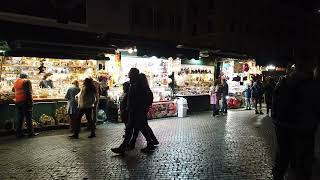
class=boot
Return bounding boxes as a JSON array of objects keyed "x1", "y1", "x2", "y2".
[
  {"x1": 69, "y1": 134, "x2": 79, "y2": 139},
  {"x1": 127, "y1": 142, "x2": 135, "y2": 150},
  {"x1": 141, "y1": 144, "x2": 156, "y2": 153},
  {"x1": 88, "y1": 133, "x2": 96, "y2": 138},
  {"x1": 111, "y1": 144, "x2": 126, "y2": 154},
  {"x1": 152, "y1": 139, "x2": 159, "y2": 146}
]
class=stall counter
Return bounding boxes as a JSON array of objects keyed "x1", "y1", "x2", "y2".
[
  {"x1": 175, "y1": 94, "x2": 211, "y2": 112},
  {"x1": 147, "y1": 101, "x2": 177, "y2": 119}
]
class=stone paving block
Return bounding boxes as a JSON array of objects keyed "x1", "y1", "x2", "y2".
[{"x1": 0, "y1": 110, "x2": 318, "y2": 179}]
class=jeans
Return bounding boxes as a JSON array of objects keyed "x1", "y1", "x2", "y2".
[
  {"x1": 245, "y1": 98, "x2": 251, "y2": 109},
  {"x1": 273, "y1": 126, "x2": 316, "y2": 180},
  {"x1": 221, "y1": 96, "x2": 227, "y2": 113},
  {"x1": 16, "y1": 103, "x2": 33, "y2": 136},
  {"x1": 75, "y1": 108, "x2": 95, "y2": 135}
]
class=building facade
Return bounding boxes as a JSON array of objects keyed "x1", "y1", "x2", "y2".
[{"x1": 0, "y1": 0, "x2": 318, "y2": 61}]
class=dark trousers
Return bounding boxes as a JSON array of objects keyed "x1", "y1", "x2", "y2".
[
  {"x1": 130, "y1": 123, "x2": 158, "y2": 145},
  {"x1": 266, "y1": 97, "x2": 272, "y2": 114},
  {"x1": 69, "y1": 113, "x2": 78, "y2": 133},
  {"x1": 212, "y1": 104, "x2": 218, "y2": 115},
  {"x1": 122, "y1": 111, "x2": 153, "y2": 147},
  {"x1": 254, "y1": 97, "x2": 262, "y2": 112},
  {"x1": 74, "y1": 108, "x2": 95, "y2": 135},
  {"x1": 221, "y1": 96, "x2": 227, "y2": 113},
  {"x1": 16, "y1": 103, "x2": 33, "y2": 136},
  {"x1": 273, "y1": 126, "x2": 316, "y2": 180}
]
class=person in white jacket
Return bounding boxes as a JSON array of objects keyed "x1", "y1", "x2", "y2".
[{"x1": 69, "y1": 78, "x2": 97, "y2": 139}]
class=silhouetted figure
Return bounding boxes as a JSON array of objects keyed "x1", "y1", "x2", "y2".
[
  {"x1": 272, "y1": 55, "x2": 319, "y2": 180},
  {"x1": 120, "y1": 81, "x2": 130, "y2": 124},
  {"x1": 69, "y1": 78, "x2": 97, "y2": 139},
  {"x1": 264, "y1": 77, "x2": 275, "y2": 116},
  {"x1": 13, "y1": 73, "x2": 39, "y2": 138},
  {"x1": 127, "y1": 73, "x2": 159, "y2": 150},
  {"x1": 220, "y1": 78, "x2": 228, "y2": 114},
  {"x1": 111, "y1": 68, "x2": 156, "y2": 154},
  {"x1": 252, "y1": 78, "x2": 264, "y2": 114},
  {"x1": 65, "y1": 80, "x2": 80, "y2": 134}
]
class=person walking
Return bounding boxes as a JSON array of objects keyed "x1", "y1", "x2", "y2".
[
  {"x1": 120, "y1": 81, "x2": 130, "y2": 124},
  {"x1": 252, "y1": 78, "x2": 264, "y2": 114},
  {"x1": 272, "y1": 55, "x2": 320, "y2": 180},
  {"x1": 91, "y1": 77, "x2": 100, "y2": 129},
  {"x1": 13, "y1": 73, "x2": 38, "y2": 138},
  {"x1": 264, "y1": 77, "x2": 275, "y2": 116},
  {"x1": 220, "y1": 78, "x2": 228, "y2": 114},
  {"x1": 127, "y1": 73, "x2": 159, "y2": 150},
  {"x1": 69, "y1": 78, "x2": 97, "y2": 139},
  {"x1": 65, "y1": 80, "x2": 80, "y2": 134},
  {"x1": 210, "y1": 80, "x2": 220, "y2": 116},
  {"x1": 111, "y1": 68, "x2": 156, "y2": 154},
  {"x1": 243, "y1": 83, "x2": 252, "y2": 110}
]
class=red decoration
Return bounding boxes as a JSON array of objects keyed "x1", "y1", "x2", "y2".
[{"x1": 243, "y1": 63, "x2": 249, "y2": 72}]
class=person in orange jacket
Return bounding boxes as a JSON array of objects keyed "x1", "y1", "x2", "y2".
[{"x1": 13, "y1": 73, "x2": 38, "y2": 138}]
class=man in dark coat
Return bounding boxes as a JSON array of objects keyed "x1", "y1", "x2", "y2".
[
  {"x1": 252, "y1": 77, "x2": 264, "y2": 114},
  {"x1": 272, "y1": 55, "x2": 320, "y2": 180},
  {"x1": 220, "y1": 78, "x2": 229, "y2": 113},
  {"x1": 111, "y1": 68, "x2": 155, "y2": 154}
]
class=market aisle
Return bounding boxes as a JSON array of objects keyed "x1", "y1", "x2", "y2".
[{"x1": 0, "y1": 110, "x2": 318, "y2": 179}]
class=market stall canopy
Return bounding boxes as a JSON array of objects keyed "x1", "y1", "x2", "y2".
[
  {"x1": 137, "y1": 46, "x2": 199, "y2": 59},
  {"x1": 0, "y1": 20, "x2": 115, "y2": 59},
  {"x1": 6, "y1": 40, "x2": 110, "y2": 60},
  {"x1": 105, "y1": 33, "x2": 200, "y2": 59}
]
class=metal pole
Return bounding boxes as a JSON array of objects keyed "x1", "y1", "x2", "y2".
[{"x1": 0, "y1": 53, "x2": 4, "y2": 82}]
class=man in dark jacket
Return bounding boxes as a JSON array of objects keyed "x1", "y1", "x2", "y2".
[
  {"x1": 272, "y1": 56, "x2": 319, "y2": 180},
  {"x1": 111, "y1": 68, "x2": 155, "y2": 154},
  {"x1": 220, "y1": 78, "x2": 229, "y2": 113},
  {"x1": 252, "y1": 78, "x2": 264, "y2": 114},
  {"x1": 264, "y1": 77, "x2": 275, "y2": 116}
]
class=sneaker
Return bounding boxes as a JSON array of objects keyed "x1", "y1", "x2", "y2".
[
  {"x1": 69, "y1": 134, "x2": 79, "y2": 139},
  {"x1": 141, "y1": 145, "x2": 156, "y2": 153},
  {"x1": 111, "y1": 146, "x2": 126, "y2": 154},
  {"x1": 88, "y1": 134, "x2": 96, "y2": 138}
]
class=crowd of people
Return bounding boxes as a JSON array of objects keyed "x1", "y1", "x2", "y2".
[
  {"x1": 209, "y1": 56, "x2": 320, "y2": 180},
  {"x1": 10, "y1": 55, "x2": 320, "y2": 179},
  {"x1": 241, "y1": 76, "x2": 276, "y2": 115},
  {"x1": 12, "y1": 67, "x2": 158, "y2": 153}
]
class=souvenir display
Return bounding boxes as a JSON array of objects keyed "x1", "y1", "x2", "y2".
[{"x1": 175, "y1": 65, "x2": 214, "y2": 96}]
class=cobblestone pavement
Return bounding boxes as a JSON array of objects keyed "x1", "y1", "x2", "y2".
[{"x1": 0, "y1": 110, "x2": 318, "y2": 180}]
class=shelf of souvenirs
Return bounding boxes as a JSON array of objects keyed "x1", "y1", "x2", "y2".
[
  {"x1": 175, "y1": 86, "x2": 210, "y2": 96},
  {"x1": 107, "y1": 85, "x2": 173, "y2": 103}
]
